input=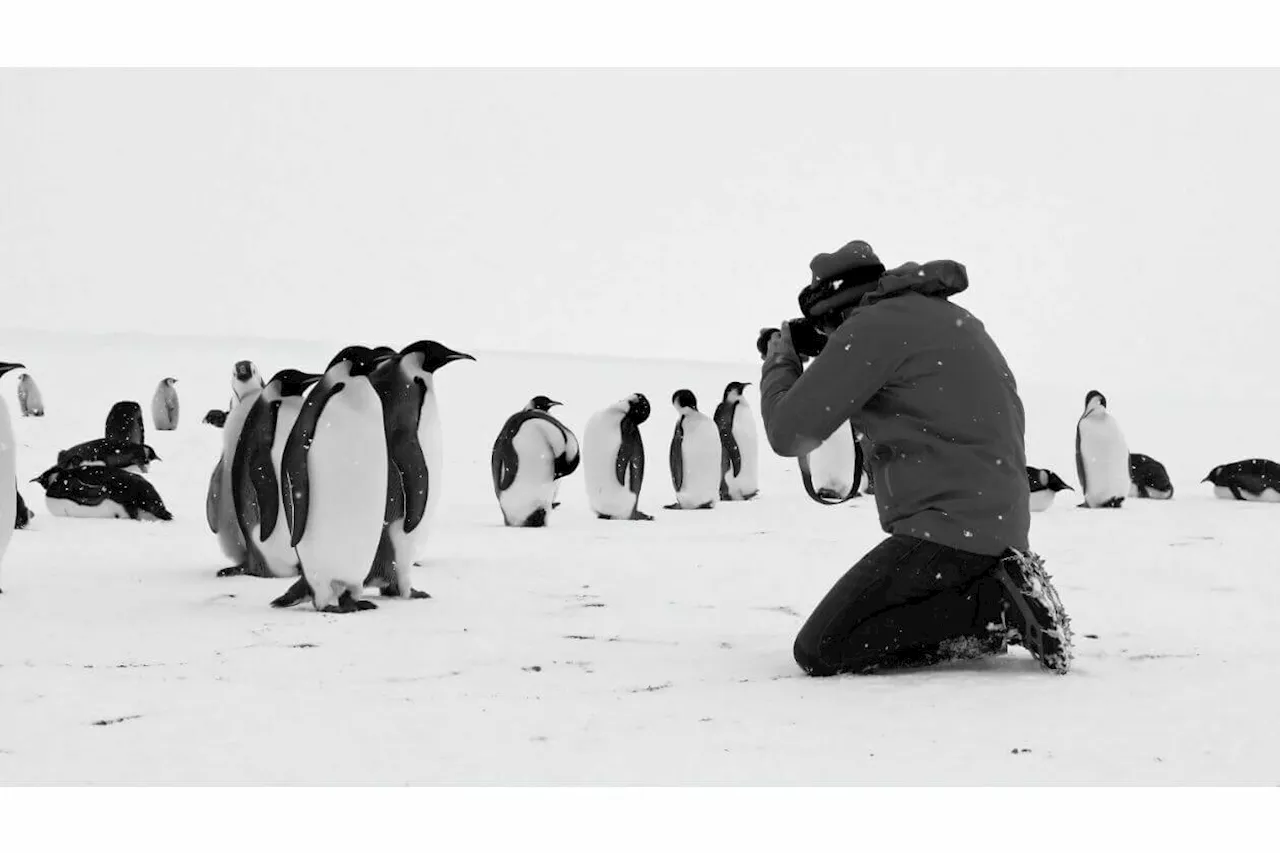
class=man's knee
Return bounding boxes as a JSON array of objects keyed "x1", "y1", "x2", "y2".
[{"x1": 794, "y1": 634, "x2": 840, "y2": 677}]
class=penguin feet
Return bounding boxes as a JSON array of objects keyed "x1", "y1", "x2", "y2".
[
  {"x1": 663, "y1": 502, "x2": 683, "y2": 510},
  {"x1": 217, "y1": 564, "x2": 246, "y2": 577},
  {"x1": 380, "y1": 584, "x2": 431, "y2": 599},
  {"x1": 270, "y1": 578, "x2": 312, "y2": 608},
  {"x1": 695, "y1": 501, "x2": 716, "y2": 510},
  {"x1": 629, "y1": 510, "x2": 655, "y2": 521},
  {"x1": 321, "y1": 591, "x2": 378, "y2": 613}
]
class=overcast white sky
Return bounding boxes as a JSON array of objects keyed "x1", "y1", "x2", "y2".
[{"x1": 2, "y1": 69, "x2": 1278, "y2": 394}]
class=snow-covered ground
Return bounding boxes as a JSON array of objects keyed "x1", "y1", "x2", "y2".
[{"x1": 0, "y1": 327, "x2": 1276, "y2": 784}]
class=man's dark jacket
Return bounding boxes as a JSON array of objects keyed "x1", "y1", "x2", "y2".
[{"x1": 760, "y1": 260, "x2": 1030, "y2": 557}]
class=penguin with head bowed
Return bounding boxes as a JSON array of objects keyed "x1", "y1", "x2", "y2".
[
  {"x1": 1129, "y1": 453, "x2": 1174, "y2": 500},
  {"x1": 715, "y1": 381, "x2": 759, "y2": 501},
  {"x1": 57, "y1": 439, "x2": 160, "y2": 474},
  {"x1": 1026, "y1": 466, "x2": 1073, "y2": 512},
  {"x1": 151, "y1": 377, "x2": 180, "y2": 431},
  {"x1": 492, "y1": 394, "x2": 580, "y2": 527},
  {"x1": 230, "y1": 360, "x2": 265, "y2": 408},
  {"x1": 583, "y1": 393, "x2": 653, "y2": 521},
  {"x1": 105, "y1": 401, "x2": 145, "y2": 446},
  {"x1": 666, "y1": 389, "x2": 721, "y2": 510},
  {"x1": 0, "y1": 361, "x2": 25, "y2": 592},
  {"x1": 1075, "y1": 390, "x2": 1129, "y2": 508},
  {"x1": 16, "y1": 373, "x2": 44, "y2": 417},
  {"x1": 1202, "y1": 458, "x2": 1280, "y2": 502},
  {"x1": 32, "y1": 463, "x2": 173, "y2": 521},
  {"x1": 226, "y1": 368, "x2": 325, "y2": 582},
  {"x1": 277, "y1": 345, "x2": 396, "y2": 612}
]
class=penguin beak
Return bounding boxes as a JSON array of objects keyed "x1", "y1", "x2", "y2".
[
  {"x1": 0, "y1": 362, "x2": 27, "y2": 377},
  {"x1": 548, "y1": 400, "x2": 563, "y2": 408},
  {"x1": 299, "y1": 371, "x2": 325, "y2": 386},
  {"x1": 445, "y1": 351, "x2": 476, "y2": 364}
]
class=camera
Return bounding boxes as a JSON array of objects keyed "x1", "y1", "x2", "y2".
[{"x1": 756, "y1": 318, "x2": 831, "y2": 361}]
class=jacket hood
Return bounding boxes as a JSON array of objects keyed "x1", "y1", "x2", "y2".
[{"x1": 860, "y1": 260, "x2": 969, "y2": 307}]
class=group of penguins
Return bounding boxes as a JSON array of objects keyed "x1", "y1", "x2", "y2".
[
  {"x1": 198, "y1": 342, "x2": 764, "y2": 613},
  {"x1": 800, "y1": 388, "x2": 1280, "y2": 509},
  {"x1": 2, "y1": 353, "x2": 1278, "y2": 604}
]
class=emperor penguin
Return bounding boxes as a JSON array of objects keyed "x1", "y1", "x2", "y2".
[
  {"x1": 1202, "y1": 458, "x2": 1280, "y2": 502},
  {"x1": 105, "y1": 401, "x2": 145, "y2": 446},
  {"x1": 281, "y1": 346, "x2": 394, "y2": 613},
  {"x1": 151, "y1": 378, "x2": 179, "y2": 431},
  {"x1": 714, "y1": 381, "x2": 759, "y2": 501},
  {"x1": 1026, "y1": 466, "x2": 1073, "y2": 512},
  {"x1": 1075, "y1": 390, "x2": 1129, "y2": 508},
  {"x1": 583, "y1": 393, "x2": 652, "y2": 521},
  {"x1": 801, "y1": 420, "x2": 863, "y2": 503},
  {"x1": 230, "y1": 360, "x2": 265, "y2": 408},
  {"x1": 58, "y1": 438, "x2": 160, "y2": 473},
  {"x1": 1129, "y1": 453, "x2": 1174, "y2": 500},
  {"x1": 208, "y1": 379, "x2": 268, "y2": 577},
  {"x1": 16, "y1": 373, "x2": 44, "y2": 417},
  {"x1": 366, "y1": 339, "x2": 474, "y2": 596},
  {"x1": 229, "y1": 369, "x2": 324, "y2": 580},
  {"x1": 32, "y1": 464, "x2": 173, "y2": 521},
  {"x1": 492, "y1": 395, "x2": 580, "y2": 528},
  {"x1": 666, "y1": 389, "x2": 721, "y2": 510},
  {"x1": 0, "y1": 360, "x2": 25, "y2": 593}
]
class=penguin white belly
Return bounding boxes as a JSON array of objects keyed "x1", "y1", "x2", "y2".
[
  {"x1": 584, "y1": 412, "x2": 636, "y2": 518},
  {"x1": 723, "y1": 411, "x2": 759, "y2": 499},
  {"x1": 45, "y1": 497, "x2": 130, "y2": 519},
  {"x1": 255, "y1": 400, "x2": 305, "y2": 577},
  {"x1": 676, "y1": 416, "x2": 721, "y2": 508},
  {"x1": 499, "y1": 419, "x2": 559, "y2": 525},
  {"x1": 295, "y1": 384, "x2": 388, "y2": 607},
  {"x1": 0, "y1": 398, "x2": 17, "y2": 574},
  {"x1": 1078, "y1": 415, "x2": 1129, "y2": 506},
  {"x1": 808, "y1": 424, "x2": 857, "y2": 495},
  {"x1": 411, "y1": 393, "x2": 444, "y2": 562},
  {"x1": 216, "y1": 392, "x2": 259, "y2": 561},
  {"x1": 1214, "y1": 485, "x2": 1280, "y2": 502},
  {"x1": 1028, "y1": 490, "x2": 1055, "y2": 512}
]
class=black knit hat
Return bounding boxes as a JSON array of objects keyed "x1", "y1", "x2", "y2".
[{"x1": 798, "y1": 240, "x2": 886, "y2": 320}]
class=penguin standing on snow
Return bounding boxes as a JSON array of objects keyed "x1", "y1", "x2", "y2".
[
  {"x1": 666, "y1": 389, "x2": 721, "y2": 510},
  {"x1": 1129, "y1": 453, "x2": 1174, "y2": 500},
  {"x1": 1202, "y1": 458, "x2": 1280, "y2": 502},
  {"x1": 105, "y1": 401, "x2": 145, "y2": 445},
  {"x1": 715, "y1": 381, "x2": 759, "y2": 501},
  {"x1": 1075, "y1": 390, "x2": 1129, "y2": 508},
  {"x1": 583, "y1": 393, "x2": 652, "y2": 521},
  {"x1": 151, "y1": 377, "x2": 180, "y2": 431},
  {"x1": 1026, "y1": 466, "x2": 1073, "y2": 512},
  {"x1": 230, "y1": 360, "x2": 265, "y2": 407},
  {"x1": 228, "y1": 369, "x2": 324, "y2": 580},
  {"x1": 280, "y1": 346, "x2": 394, "y2": 613},
  {"x1": 32, "y1": 464, "x2": 173, "y2": 521},
  {"x1": 208, "y1": 377, "x2": 268, "y2": 577},
  {"x1": 0, "y1": 361, "x2": 25, "y2": 593},
  {"x1": 492, "y1": 395, "x2": 580, "y2": 528},
  {"x1": 16, "y1": 373, "x2": 44, "y2": 417}
]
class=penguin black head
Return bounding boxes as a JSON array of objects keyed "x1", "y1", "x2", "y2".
[
  {"x1": 233, "y1": 361, "x2": 257, "y2": 382},
  {"x1": 31, "y1": 465, "x2": 61, "y2": 489},
  {"x1": 399, "y1": 340, "x2": 476, "y2": 373},
  {"x1": 269, "y1": 369, "x2": 324, "y2": 397},
  {"x1": 529, "y1": 395, "x2": 561, "y2": 411},
  {"x1": 1045, "y1": 471, "x2": 1073, "y2": 492},
  {"x1": 328, "y1": 345, "x2": 394, "y2": 376},
  {"x1": 672, "y1": 389, "x2": 698, "y2": 411},
  {"x1": 1202, "y1": 466, "x2": 1222, "y2": 484},
  {"x1": 1084, "y1": 390, "x2": 1107, "y2": 410},
  {"x1": 0, "y1": 361, "x2": 27, "y2": 379},
  {"x1": 143, "y1": 444, "x2": 162, "y2": 463},
  {"x1": 722, "y1": 381, "x2": 751, "y2": 402},
  {"x1": 163, "y1": 377, "x2": 178, "y2": 386},
  {"x1": 626, "y1": 393, "x2": 651, "y2": 424}
]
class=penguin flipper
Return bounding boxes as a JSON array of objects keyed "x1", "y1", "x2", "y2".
[
  {"x1": 281, "y1": 379, "x2": 344, "y2": 548},
  {"x1": 492, "y1": 431, "x2": 520, "y2": 495},
  {"x1": 669, "y1": 421, "x2": 685, "y2": 493},
  {"x1": 1074, "y1": 424, "x2": 1088, "y2": 494},
  {"x1": 392, "y1": 428, "x2": 430, "y2": 534},
  {"x1": 230, "y1": 397, "x2": 267, "y2": 542},
  {"x1": 270, "y1": 577, "x2": 312, "y2": 608},
  {"x1": 206, "y1": 456, "x2": 223, "y2": 534},
  {"x1": 618, "y1": 421, "x2": 646, "y2": 496}
]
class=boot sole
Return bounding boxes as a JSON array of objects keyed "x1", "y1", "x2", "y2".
[{"x1": 994, "y1": 551, "x2": 1074, "y2": 674}]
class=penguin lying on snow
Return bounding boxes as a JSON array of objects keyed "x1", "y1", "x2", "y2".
[
  {"x1": 57, "y1": 438, "x2": 160, "y2": 473},
  {"x1": 1203, "y1": 459, "x2": 1280, "y2": 502},
  {"x1": 583, "y1": 393, "x2": 652, "y2": 521},
  {"x1": 32, "y1": 464, "x2": 173, "y2": 521},
  {"x1": 1026, "y1": 466, "x2": 1073, "y2": 512},
  {"x1": 1129, "y1": 453, "x2": 1174, "y2": 500},
  {"x1": 666, "y1": 389, "x2": 720, "y2": 510},
  {"x1": 492, "y1": 395, "x2": 580, "y2": 527},
  {"x1": 1076, "y1": 390, "x2": 1129, "y2": 508}
]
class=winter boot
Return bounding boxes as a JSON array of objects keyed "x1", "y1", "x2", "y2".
[{"x1": 992, "y1": 549, "x2": 1073, "y2": 674}]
